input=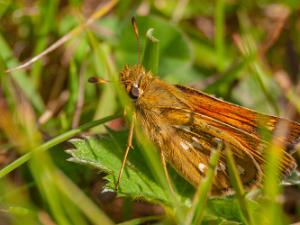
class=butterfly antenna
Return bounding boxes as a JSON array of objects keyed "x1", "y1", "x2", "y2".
[{"x1": 131, "y1": 17, "x2": 141, "y2": 65}]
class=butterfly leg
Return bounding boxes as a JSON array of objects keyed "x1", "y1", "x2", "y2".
[
  {"x1": 115, "y1": 115, "x2": 135, "y2": 192},
  {"x1": 160, "y1": 151, "x2": 176, "y2": 195}
]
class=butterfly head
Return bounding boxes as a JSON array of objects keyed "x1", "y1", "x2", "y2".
[{"x1": 120, "y1": 64, "x2": 151, "y2": 99}]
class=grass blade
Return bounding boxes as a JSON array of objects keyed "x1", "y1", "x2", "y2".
[
  {"x1": 185, "y1": 147, "x2": 221, "y2": 225},
  {"x1": 215, "y1": 0, "x2": 226, "y2": 71},
  {"x1": 0, "y1": 113, "x2": 120, "y2": 178},
  {"x1": 225, "y1": 146, "x2": 254, "y2": 225},
  {"x1": 54, "y1": 169, "x2": 114, "y2": 225},
  {"x1": 142, "y1": 28, "x2": 159, "y2": 74},
  {"x1": 6, "y1": 0, "x2": 118, "y2": 73}
]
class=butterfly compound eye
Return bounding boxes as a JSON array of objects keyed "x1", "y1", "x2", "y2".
[{"x1": 130, "y1": 85, "x2": 141, "y2": 99}]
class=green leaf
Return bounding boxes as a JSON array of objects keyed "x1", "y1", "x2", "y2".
[
  {"x1": 66, "y1": 129, "x2": 194, "y2": 204},
  {"x1": 66, "y1": 130, "x2": 252, "y2": 225},
  {"x1": 207, "y1": 198, "x2": 244, "y2": 222}
]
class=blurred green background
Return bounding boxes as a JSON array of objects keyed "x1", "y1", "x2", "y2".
[{"x1": 0, "y1": 0, "x2": 300, "y2": 224}]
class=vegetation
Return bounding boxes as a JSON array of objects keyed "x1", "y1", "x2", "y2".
[{"x1": 0, "y1": 0, "x2": 300, "y2": 224}]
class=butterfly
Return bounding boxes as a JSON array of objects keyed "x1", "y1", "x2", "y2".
[
  {"x1": 118, "y1": 63, "x2": 300, "y2": 195},
  {"x1": 90, "y1": 18, "x2": 300, "y2": 195}
]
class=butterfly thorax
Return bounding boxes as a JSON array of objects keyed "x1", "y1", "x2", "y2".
[{"x1": 120, "y1": 65, "x2": 154, "y2": 100}]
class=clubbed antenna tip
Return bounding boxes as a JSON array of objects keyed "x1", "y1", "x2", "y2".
[
  {"x1": 88, "y1": 76, "x2": 109, "y2": 84},
  {"x1": 131, "y1": 17, "x2": 141, "y2": 65}
]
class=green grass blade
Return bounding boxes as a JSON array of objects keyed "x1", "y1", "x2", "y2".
[
  {"x1": 30, "y1": 0, "x2": 59, "y2": 87},
  {"x1": 0, "y1": 34, "x2": 45, "y2": 113},
  {"x1": 117, "y1": 216, "x2": 162, "y2": 225},
  {"x1": 286, "y1": 89, "x2": 300, "y2": 112},
  {"x1": 86, "y1": 31, "x2": 117, "y2": 128},
  {"x1": 260, "y1": 142, "x2": 287, "y2": 225},
  {"x1": 0, "y1": 113, "x2": 120, "y2": 178},
  {"x1": 5, "y1": 0, "x2": 118, "y2": 73},
  {"x1": 54, "y1": 169, "x2": 114, "y2": 225},
  {"x1": 142, "y1": 28, "x2": 159, "y2": 74},
  {"x1": 215, "y1": 0, "x2": 226, "y2": 72},
  {"x1": 225, "y1": 146, "x2": 254, "y2": 225},
  {"x1": 185, "y1": 148, "x2": 221, "y2": 225}
]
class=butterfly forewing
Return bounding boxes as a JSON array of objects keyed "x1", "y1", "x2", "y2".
[
  {"x1": 175, "y1": 85, "x2": 300, "y2": 147},
  {"x1": 173, "y1": 85, "x2": 299, "y2": 172}
]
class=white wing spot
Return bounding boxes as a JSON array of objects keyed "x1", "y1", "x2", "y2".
[
  {"x1": 180, "y1": 142, "x2": 190, "y2": 151},
  {"x1": 192, "y1": 137, "x2": 198, "y2": 142},
  {"x1": 218, "y1": 162, "x2": 226, "y2": 171},
  {"x1": 174, "y1": 125, "x2": 191, "y2": 132},
  {"x1": 237, "y1": 165, "x2": 245, "y2": 175},
  {"x1": 198, "y1": 163, "x2": 206, "y2": 173}
]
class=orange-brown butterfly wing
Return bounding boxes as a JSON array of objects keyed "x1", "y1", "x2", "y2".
[
  {"x1": 159, "y1": 107, "x2": 263, "y2": 194},
  {"x1": 135, "y1": 77, "x2": 299, "y2": 194},
  {"x1": 135, "y1": 80, "x2": 237, "y2": 194},
  {"x1": 174, "y1": 85, "x2": 299, "y2": 174}
]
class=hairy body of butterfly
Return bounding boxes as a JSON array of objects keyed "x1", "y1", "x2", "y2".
[{"x1": 120, "y1": 64, "x2": 300, "y2": 195}]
